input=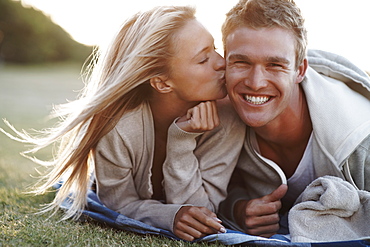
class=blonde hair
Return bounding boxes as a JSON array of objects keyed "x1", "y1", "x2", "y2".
[
  {"x1": 222, "y1": 0, "x2": 307, "y2": 69},
  {"x1": 4, "y1": 5, "x2": 196, "y2": 220}
]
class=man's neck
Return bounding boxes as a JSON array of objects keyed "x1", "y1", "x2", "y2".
[{"x1": 253, "y1": 87, "x2": 312, "y2": 177}]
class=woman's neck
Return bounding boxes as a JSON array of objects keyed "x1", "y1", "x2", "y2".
[
  {"x1": 148, "y1": 93, "x2": 199, "y2": 201},
  {"x1": 149, "y1": 94, "x2": 199, "y2": 134}
]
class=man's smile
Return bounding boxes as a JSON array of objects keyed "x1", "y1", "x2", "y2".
[{"x1": 243, "y1": 95, "x2": 271, "y2": 105}]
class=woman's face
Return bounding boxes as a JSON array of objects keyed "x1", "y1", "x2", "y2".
[{"x1": 167, "y1": 19, "x2": 227, "y2": 103}]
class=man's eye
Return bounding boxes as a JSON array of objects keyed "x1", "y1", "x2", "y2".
[
  {"x1": 234, "y1": 61, "x2": 250, "y2": 65},
  {"x1": 269, "y1": 63, "x2": 282, "y2": 67}
]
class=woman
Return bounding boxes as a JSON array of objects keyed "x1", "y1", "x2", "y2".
[{"x1": 3, "y1": 5, "x2": 245, "y2": 241}]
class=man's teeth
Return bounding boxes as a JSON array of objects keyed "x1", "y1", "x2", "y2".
[{"x1": 244, "y1": 95, "x2": 269, "y2": 105}]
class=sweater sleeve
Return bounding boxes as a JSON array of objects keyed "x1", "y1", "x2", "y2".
[
  {"x1": 162, "y1": 101, "x2": 246, "y2": 212},
  {"x1": 217, "y1": 168, "x2": 251, "y2": 228},
  {"x1": 347, "y1": 134, "x2": 370, "y2": 191},
  {"x1": 94, "y1": 127, "x2": 181, "y2": 232}
]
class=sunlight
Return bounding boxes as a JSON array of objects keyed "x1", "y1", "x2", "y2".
[{"x1": 20, "y1": 0, "x2": 370, "y2": 71}]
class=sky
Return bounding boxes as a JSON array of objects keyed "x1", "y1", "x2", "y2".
[{"x1": 20, "y1": 0, "x2": 370, "y2": 72}]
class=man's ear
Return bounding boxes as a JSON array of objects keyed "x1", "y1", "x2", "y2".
[
  {"x1": 295, "y1": 58, "x2": 308, "y2": 84},
  {"x1": 149, "y1": 76, "x2": 173, "y2": 94}
]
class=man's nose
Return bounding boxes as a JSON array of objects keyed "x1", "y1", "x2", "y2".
[{"x1": 244, "y1": 66, "x2": 268, "y2": 90}]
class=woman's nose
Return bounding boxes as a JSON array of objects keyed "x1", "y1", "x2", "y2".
[{"x1": 215, "y1": 52, "x2": 226, "y2": 71}]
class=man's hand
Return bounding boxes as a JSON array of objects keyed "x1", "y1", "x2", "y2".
[
  {"x1": 234, "y1": 184, "x2": 288, "y2": 238},
  {"x1": 173, "y1": 206, "x2": 226, "y2": 241},
  {"x1": 176, "y1": 101, "x2": 219, "y2": 133}
]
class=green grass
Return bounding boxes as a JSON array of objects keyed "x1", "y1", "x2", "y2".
[{"x1": 0, "y1": 63, "x2": 227, "y2": 247}]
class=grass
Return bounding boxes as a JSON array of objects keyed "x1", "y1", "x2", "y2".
[{"x1": 0, "y1": 63, "x2": 228, "y2": 247}]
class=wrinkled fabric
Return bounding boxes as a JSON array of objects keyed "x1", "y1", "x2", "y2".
[{"x1": 289, "y1": 176, "x2": 370, "y2": 243}]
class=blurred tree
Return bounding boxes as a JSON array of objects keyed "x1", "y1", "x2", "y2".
[{"x1": 0, "y1": 0, "x2": 92, "y2": 63}]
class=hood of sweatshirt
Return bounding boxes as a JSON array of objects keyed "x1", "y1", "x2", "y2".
[{"x1": 304, "y1": 49, "x2": 370, "y2": 166}]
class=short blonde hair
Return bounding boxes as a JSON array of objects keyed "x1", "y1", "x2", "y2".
[{"x1": 222, "y1": 0, "x2": 307, "y2": 69}]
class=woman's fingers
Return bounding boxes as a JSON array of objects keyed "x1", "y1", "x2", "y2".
[
  {"x1": 173, "y1": 206, "x2": 226, "y2": 241},
  {"x1": 176, "y1": 101, "x2": 220, "y2": 132}
]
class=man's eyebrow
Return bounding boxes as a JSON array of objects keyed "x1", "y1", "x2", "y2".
[
  {"x1": 227, "y1": 53, "x2": 250, "y2": 61},
  {"x1": 266, "y1": 56, "x2": 290, "y2": 65},
  {"x1": 227, "y1": 54, "x2": 290, "y2": 65}
]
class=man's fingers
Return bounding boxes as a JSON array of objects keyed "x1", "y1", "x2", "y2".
[
  {"x1": 263, "y1": 184, "x2": 288, "y2": 202},
  {"x1": 244, "y1": 211, "x2": 280, "y2": 229},
  {"x1": 242, "y1": 209, "x2": 280, "y2": 238},
  {"x1": 245, "y1": 197, "x2": 282, "y2": 217},
  {"x1": 233, "y1": 185, "x2": 287, "y2": 238}
]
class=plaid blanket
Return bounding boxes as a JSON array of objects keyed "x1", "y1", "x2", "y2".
[{"x1": 58, "y1": 188, "x2": 370, "y2": 247}]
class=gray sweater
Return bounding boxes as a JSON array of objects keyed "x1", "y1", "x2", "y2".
[{"x1": 94, "y1": 100, "x2": 245, "y2": 232}]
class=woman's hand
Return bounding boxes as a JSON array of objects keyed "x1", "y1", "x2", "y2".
[
  {"x1": 173, "y1": 206, "x2": 226, "y2": 241},
  {"x1": 176, "y1": 101, "x2": 219, "y2": 133}
]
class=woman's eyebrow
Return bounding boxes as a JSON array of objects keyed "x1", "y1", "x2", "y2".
[{"x1": 192, "y1": 46, "x2": 210, "y2": 60}]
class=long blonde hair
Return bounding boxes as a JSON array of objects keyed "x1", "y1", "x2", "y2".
[{"x1": 3, "y1": 5, "x2": 196, "y2": 220}]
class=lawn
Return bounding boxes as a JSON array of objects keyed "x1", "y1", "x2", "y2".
[{"x1": 0, "y1": 63, "x2": 226, "y2": 247}]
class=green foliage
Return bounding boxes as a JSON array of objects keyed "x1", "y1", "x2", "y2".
[{"x1": 0, "y1": 0, "x2": 92, "y2": 64}]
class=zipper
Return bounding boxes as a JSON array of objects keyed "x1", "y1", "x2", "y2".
[
  {"x1": 247, "y1": 128, "x2": 287, "y2": 185},
  {"x1": 342, "y1": 160, "x2": 359, "y2": 190}
]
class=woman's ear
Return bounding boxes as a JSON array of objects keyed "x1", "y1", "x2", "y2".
[{"x1": 149, "y1": 76, "x2": 173, "y2": 94}]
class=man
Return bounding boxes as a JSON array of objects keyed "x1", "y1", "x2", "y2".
[{"x1": 218, "y1": 0, "x2": 370, "y2": 238}]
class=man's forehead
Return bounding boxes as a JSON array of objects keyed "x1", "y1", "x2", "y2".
[
  {"x1": 226, "y1": 26, "x2": 296, "y2": 46},
  {"x1": 225, "y1": 27, "x2": 296, "y2": 61}
]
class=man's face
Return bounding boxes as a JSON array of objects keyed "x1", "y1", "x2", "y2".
[{"x1": 225, "y1": 26, "x2": 306, "y2": 128}]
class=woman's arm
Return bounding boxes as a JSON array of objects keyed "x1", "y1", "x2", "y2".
[
  {"x1": 95, "y1": 124, "x2": 226, "y2": 241},
  {"x1": 162, "y1": 100, "x2": 246, "y2": 211},
  {"x1": 94, "y1": 127, "x2": 181, "y2": 232}
]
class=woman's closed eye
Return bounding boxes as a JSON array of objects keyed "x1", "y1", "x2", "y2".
[{"x1": 199, "y1": 57, "x2": 209, "y2": 64}]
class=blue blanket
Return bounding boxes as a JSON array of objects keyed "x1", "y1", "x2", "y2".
[{"x1": 59, "y1": 189, "x2": 370, "y2": 246}]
